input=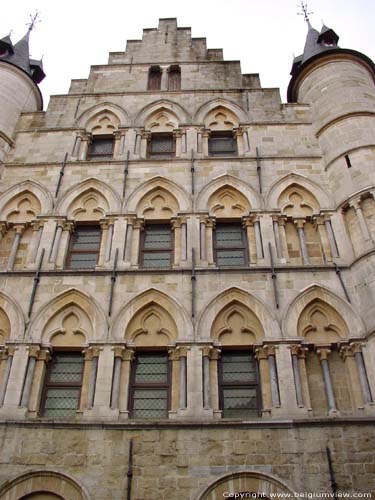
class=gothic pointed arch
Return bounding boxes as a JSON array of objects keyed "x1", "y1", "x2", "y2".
[
  {"x1": 197, "y1": 471, "x2": 294, "y2": 500},
  {"x1": 196, "y1": 287, "x2": 280, "y2": 341},
  {"x1": 144, "y1": 107, "x2": 179, "y2": 132},
  {"x1": 134, "y1": 99, "x2": 190, "y2": 127},
  {"x1": 0, "y1": 291, "x2": 25, "y2": 342},
  {"x1": 194, "y1": 98, "x2": 248, "y2": 124},
  {"x1": 110, "y1": 288, "x2": 193, "y2": 342},
  {"x1": 282, "y1": 284, "x2": 366, "y2": 338},
  {"x1": 207, "y1": 185, "x2": 251, "y2": 217},
  {"x1": 196, "y1": 174, "x2": 261, "y2": 212},
  {"x1": 76, "y1": 102, "x2": 130, "y2": 128},
  {"x1": 125, "y1": 176, "x2": 191, "y2": 213},
  {"x1": 265, "y1": 173, "x2": 331, "y2": 210},
  {"x1": 27, "y1": 288, "x2": 107, "y2": 344},
  {"x1": 298, "y1": 298, "x2": 349, "y2": 342},
  {"x1": 277, "y1": 183, "x2": 320, "y2": 216},
  {"x1": 0, "y1": 469, "x2": 91, "y2": 500},
  {"x1": 0, "y1": 180, "x2": 53, "y2": 218},
  {"x1": 56, "y1": 178, "x2": 121, "y2": 217}
]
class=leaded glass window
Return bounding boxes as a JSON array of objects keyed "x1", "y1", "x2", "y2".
[
  {"x1": 87, "y1": 136, "x2": 114, "y2": 160},
  {"x1": 214, "y1": 223, "x2": 247, "y2": 266},
  {"x1": 66, "y1": 225, "x2": 101, "y2": 269},
  {"x1": 209, "y1": 132, "x2": 237, "y2": 156},
  {"x1": 129, "y1": 352, "x2": 170, "y2": 419},
  {"x1": 41, "y1": 352, "x2": 84, "y2": 418},
  {"x1": 148, "y1": 133, "x2": 175, "y2": 158},
  {"x1": 219, "y1": 351, "x2": 260, "y2": 418},
  {"x1": 141, "y1": 224, "x2": 172, "y2": 268}
]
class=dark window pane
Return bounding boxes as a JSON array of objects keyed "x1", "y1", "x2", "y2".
[
  {"x1": 215, "y1": 224, "x2": 246, "y2": 266},
  {"x1": 149, "y1": 134, "x2": 174, "y2": 157},
  {"x1": 142, "y1": 252, "x2": 171, "y2": 268},
  {"x1": 222, "y1": 352, "x2": 256, "y2": 383},
  {"x1": 216, "y1": 225, "x2": 243, "y2": 247},
  {"x1": 141, "y1": 225, "x2": 172, "y2": 268},
  {"x1": 66, "y1": 226, "x2": 101, "y2": 269},
  {"x1": 49, "y1": 354, "x2": 84, "y2": 383},
  {"x1": 222, "y1": 387, "x2": 258, "y2": 418},
  {"x1": 148, "y1": 68, "x2": 162, "y2": 90},
  {"x1": 88, "y1": 137, "x2": 114, "y2": 159},
  {"x1": 135, "y1": 354, "x2": 168, "y2": 383},
  {"x1": 144, "y1": 227, "x2": 172, "y2": 248},
  {"x1": 216, "y1": 249, "x2": 246, "y2": 266},
  {"x1": 168, "y1": 67, "x2": 181, "y2": 91},
  {"x1": 209, "y1": 134, "x2": 237, "y2": 156},
  {"x1": 43, "y1": 388, "x2": 81, "y2": 418}
]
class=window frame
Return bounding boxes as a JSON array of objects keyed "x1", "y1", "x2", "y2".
[
  {"x1": 140, "y1": 222, "x2": 174, "y2": 269},
  {"x1": 218, "y1": 349, "x2": 262, "y2": 419},
  {"x1": 167, "y1": 64, "x2": 181, "y2": 91},
  {"x1": 65, "y1": 224, "x2": 102, "y2": 270},
  {"x1": 147, "y1": 65, "x2": 162, "y2": 91},
  {"x1": 40, "y1": 350, "x2": 84, "y2": 418},
  {"x1": 208, "y1": 131, "x2": 237, "y2": 157},
  {"x1": 147, "y1": 132, "x2": 176, "y2": 159},
  {"x1": 213, "y1": 220, "x2": 248, "y2": 267},
  {"x1": 128, "y1": 350, "x2": 171, "y2": 419},
  {"x1": 87, "y1": 134, "x2": 114, "y2": 161}
]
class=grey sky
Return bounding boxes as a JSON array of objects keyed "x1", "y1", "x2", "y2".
[{"x1": 2, "y1": 0, "x2": 375, "y2": 105}]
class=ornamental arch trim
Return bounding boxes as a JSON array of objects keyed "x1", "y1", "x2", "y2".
[
  {"x1": 134, "y1": 99, "x2": 191, "y2": 127},
  {"x1": 0, "y1": 180, "x2": 53, "y2": 218},
  {"x1": 110, "y1": 288, "x2": 193, "y2": 342},
  {"x1": 55, "y1": 178, "x2": 122, "y2": 216},
  {"x1": 0, "y1": 469, "x2": 91, "y2": 500},
  {"x1": 0, "y1": 291, "x2": 25, "y2": 342},
  {"x1": 26, "y1": 288, "x2": 108, "y2": 344},
  {"x1": 196, "y1": 470, "x2": 294, "y2": 500},
  {"x1": 124, "y1": 176, "x2": 191, "y2": 213},
  {"x1": 196, "y1": 287, "x2": 281, "y2": 341},
  {"x1": 196, "y1": 174, "x2": 262, "y2": 212},
  {"x1": 194, "y1": 97, "x2": 248, "y2": 124},
  {"x1": 265, "y1": 173, "x2": 332, "y2": 211},
  {"x1": 282, "y1": 284, "x2": 366, "y2": 338},
  {"x1": 75, "y1": 101, "x2": 130, "y2": 128}
]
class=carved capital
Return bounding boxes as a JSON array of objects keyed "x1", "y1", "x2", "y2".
[
  {"x1": 113, "y1": 346, "x2": 125, "y2": 359},
  {"x1": 294, "y1": 218, "x2": 306, "y2": 229},
  {"x1": 28, "y1": 345, "x2": 40, "y2": 358},
  {"x1": 122, "y1": 348, "x2": 135, "y2": 362},
  {"x1": 315, "y1": 346, "x2": 331, "y2": 361},
  {"x1": 289, "y1": 344, "x2": 308, "y2": 358},
  {"x1": 37, "y1": 348, "x2": 51, "y2": 363}
]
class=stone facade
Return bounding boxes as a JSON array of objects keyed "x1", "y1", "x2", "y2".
[{"x1": 0, "y1": 17, "x2": 374, "y2": 500}]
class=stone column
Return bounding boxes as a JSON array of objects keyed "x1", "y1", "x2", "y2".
[
  {"x1": 181, "y1": 219, "x2": 188, "y2": 261},
  {"x1": 0, "y1": 222, "x2": 8, "y2": 247},
  {"x1": 114, "y1": 130, "x2": 126, "y2": 158},
  {"x1": 324, "y1": 215, "x2": 339, "y2": 258},
  {"x1": 242, "y1": 217, "x2": 254, "y2": 264},
  {"x1": 105, "y1": 218, "x2": 115, "y2": 262},
  {"x1": 28, "y1": 348, "x2": 51, "y2": 415},
  {"x1": 340, "y1": 343, "x2": 364, "y2": 410},
  {"x1": 209, "y1": 348, "x2": 221, "y2": 414},
  {"x1": 314, "y1": 215, "x2": 332, "y2": 262},
  {"x1": 98, "y1": 220, "x2": 109, "y2": 267},
  {"x1": 124, "y1": 216, "x2": 135, "y2": 263},
  {"x1": 72, "y1": 133, "x2": 82, "y2": 158},
  {"x1": 140, "y1": 130, "x2": 151, "y2": 158},
  {"x1": 160, "y1": 67, "x2": 168, "y2": 90},
  {"x1": 199, "y1": 216, "x2": 208, "y2": 261},
  {"x1": 29, "y1": 221, "x2": 44, "y2": 263},
  {"x1": 266, "y1": 345, "x2": 280, "y2": 407},
  {"x1": 295, "y1": 218, "x2": 310, "y2": 264},
  {"x1": 350, "y1": 198, "x2": 372, "y2": 242},
  {"x1": 20, "y1": 346, "x2": 39, "y2": 407},
  {"x1": 345, "y1": 342, "x2": 373, "y2": 406},
  {"x1": 252, "y1": 217, "x2": 264, "y2": 260},
  {"x1": 206, "y1": 217, "x2": 215, "y2": 265},
  {"x1": 79, "y1": 133, "x2": 90, "y2": 161},
  {"x1": 201, "y1": 346, "x2": 212, "y2": 409},
  {"x1": 177, "y1": 346, "x2": 189, "y2": 409},
  {"x1": 233, "y1": 127, "x2": 244, "y2": 155},
  {"x1": 316, "y1": 347, "x2": 337, "y2": 414},
  {"x1": 278, "y1": 216, "x2": 289, "y2": 261},
  {"x1": 289, "y1": 344, "x2": 306, "y2": 407},
  {"x1": 111, "y1": 346, "x2": 125, "y2": 410},
  {"x1": 0, "y1": 346, "x2": 15, "y2": 406},
  {"x1": 169, "y1": 348, "x2": 180, "y2": 413},
  {"x1": 171, "y1": 217, "x2": 182, "y2": 267},
  {"x1": 242, "y1": 128, "x2": 250, "y2": 153},
  {"x1": 174, "y1": 129, "x2": 182, "y2": 157},
  {"x1": 119, "y1": 348, "x2": 134, "y2": 417},
  {"x1": 202, "y1": 129, "x2": 210, "y2": 156},
  {"x1": 134, "y1": 131, "x2": 141, "y2": 156},
  {"x1": 196, "y1": 129, "x2": 203, "y2": 154},
  {"x1": 272, "y1": 215, "x2": 282, "y2": 259},
  {"x1": 80, "y1": 346, "x2": 100, "y2": 411},
  {"x1": 255, "y1": 346, "x2": 272, "y2": 415},
  {"x1": 131, "y1": 219, "x2": 144, "y2": 267},
  {"x1": 7, "y1": 224, "x2": 25, "y2": 270},
  {"x1": 49, "y1": 222, "x2": 64, "y2": 264}
]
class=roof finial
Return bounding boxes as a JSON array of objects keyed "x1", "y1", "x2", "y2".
[
  {"x1": 26, "y1": 11, "x2": 41, "y2": 33},
  {"x1": 297, "y1": 1, "x2": 313, "y2": 23}
]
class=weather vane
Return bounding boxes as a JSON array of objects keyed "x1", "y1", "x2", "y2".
[
  {"x1": 297, "y1": 1, "x2": 313, "y2": 22},
  {"x1": 26, "y1": 11, "x2": 41, "y2": 32}
]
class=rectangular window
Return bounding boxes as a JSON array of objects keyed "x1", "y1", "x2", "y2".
[
  {"x1": 41, "y1": 352, "x2": 84, "y2": 418},
  {"x1": 129, "y1": 352, "x2": 170, "y2": 419},
  {"x1": 209, "y1": 132, "x2": 237, "y2": 156},
  {"x1": 66, "y1": 225, "x2": 101, "y2": 269},
  {"x1": 87, "y1": 136, "x2": 114, "y2": 160},
  {"x1": 148, "y1": 133, "x2": 175, "y2": 158},
  {"x1": 141, "y1": 224, "x2": 172, "y2": 268},
  {"x1": 219, "y1": 351, "x2": 260, "y2": 418},
  {"x1": 214, "y1": 223, "x2": 247, "y2": 266}
]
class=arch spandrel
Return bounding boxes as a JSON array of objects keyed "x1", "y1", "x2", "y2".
[
  {"x1": 278, "y1": 183, "x2": 320, "y2": 216},
  {"x1": 27, "y1": 289, "x2": 107, "y2": 344},
  {"x1": 134, "y1": 99, "x2": 190, "y2": 127},
  {"x1": 110, "y1": 288, "x2": 193, "y2": 342},
  {"x1": 282, "y1": 284, "x2": 366, "y2": 338},
  {"x1": 68, "y1": 189, "x2": 109, "y2": 220},
  {"x1": 136, "y1": 187, "x2": 180, "y2": 219},
  {"x1": 197, "y1": 288, "x2": 281, "y2": 341},
  {"x1": 194, "y1": 98, "x2": 248, "y2": 124},
  {"x1": 0, "y1": 292, "x2": 25, "y2": 341},
  {"x1": 211, "y1": 300, "x2": 264, "y2": 345},
  {"x1": 76, "y1": 102, "x2": 129, "y2": 128},
  {"x1": 125, "y1": 302, "x2": 177, "y2": 346},
  {"x1": 207, "y1": 185, "x2": 251, "y2": 217},
  {"x1": 298, "y1": 299, "x2": 349, "y2": 342},
  {"x1": 203, "y1": 106, "x2": 240, "y2": 130},
  {"x1": 144, "y1": 108, "x2": 179, "y2": 132},
  {"x1": 2, "y1": 192, "x2": 41, "y2": 222},
  {"x1": 0, "y1": 181, "x2": 53, "y2": 217}
]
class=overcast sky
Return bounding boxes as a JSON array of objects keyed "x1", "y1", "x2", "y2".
[{"x1": 2, "y1": 0, "x2": 375, "y2": 106}]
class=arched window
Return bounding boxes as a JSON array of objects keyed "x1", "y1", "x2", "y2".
[
  {"x1": 147, "y1": 65, "x2": 162, "y2": 90},
  {"x1": 204, "y1": 107, "x2": 239, "y2": 157},
  {"x1": 167, "y1": 65, "x2": 181, "y2": 90}
]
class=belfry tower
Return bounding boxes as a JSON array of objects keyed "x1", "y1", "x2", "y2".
[{"x1": 0, "y1": 21, "x2": 45, "y2": 164}]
